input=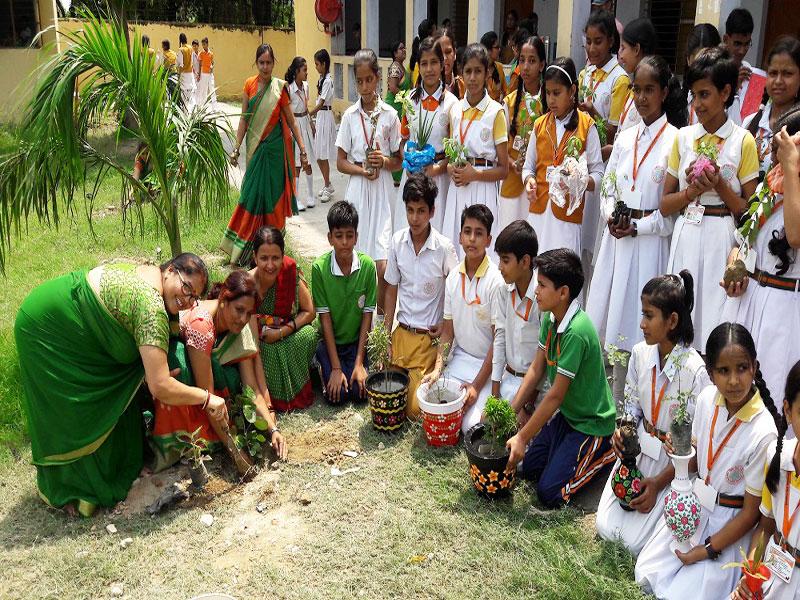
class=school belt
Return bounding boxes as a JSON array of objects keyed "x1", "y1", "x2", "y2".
[
  {"x1": 773, "y1": 532, "x2": 800, "y2": 563},
  {"x1": 717, "y1": 493, "x2": 744, "y2": 508},
  {"x1": 628, "y1": 208, "x2": 656, "y2": 220},
  {"x1": 505, "y1": 364, "x2": 527, "y2": 378},
  {"x1": 680, "y1": 204, "x2": 731, "y2": 217},
  {"x1": 293, "y1": 111, "x2": 309, "y2": 117},
  {"x1": 397, "y1": 322, "x2": 431, "y2": 335},
  {"x1": 749, "y1": 267, "x2": 800, "y2": 292},
  {"x1": 642, "y1": 419, "x2": 668, "y2": 443},
  {"x1": 318, "y1": 105, "x2": 331, "y2": 111},
  {"x1": 467, "y1": 158, "x2": 495, "y2": 167}
]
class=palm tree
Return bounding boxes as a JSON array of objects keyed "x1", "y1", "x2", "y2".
[{"x1": 0, "y1": 9, "x2": 232, "y2": 270}]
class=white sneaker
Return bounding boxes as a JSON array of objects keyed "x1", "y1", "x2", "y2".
[
  {"x1": 305, "y1": 196, "x2": 316, "y2": 208},
  {"x1": 321, "y1": 186, "x2": 334, "y2": 203},
  {"x1": 317, "y1": 188, "x2": 326, "y2": 198},
  {"x1": 296, "y1": 198, "x2": 306, "y2": 211}
]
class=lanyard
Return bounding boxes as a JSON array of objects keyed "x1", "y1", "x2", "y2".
[
  {"x1": 545, "y1": 112, "x2": 577, "y2": 165},
  {"x1": 544, "y1": 327, "x2": 561, "y2": 367},
  {"x1": 619, "y1": 92, "x2": 635, "y2": 129},
  {"x1": 782, "y1": 476, "x2": 800, "y2": 547},
  {"x1": 459, "y1": 107, "x2": 481, "y2": 144},
  {"x1": 510, "y1": 289, "x2": 532, "y2": 321},
  {"x1": 460, "y1": 272, "x2": 481, "y2": 306},
  {"x1": 705, "y1": 404, "x2": 743, "y2": 485},
  {"x1": 359, "y1": 109, "x2": 377, "y2": 148},
  {"x1": 588, "y1": 68, "x2": 605, "y2": 95},
  {"x1": 650, "y1": 366, "x2": 668, "y2": 432},
  {"x1": 631, "y1": 121, "x2": 669, "y2": 191}
]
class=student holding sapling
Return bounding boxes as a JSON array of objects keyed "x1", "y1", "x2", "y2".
[
  {"x1": 596, "y1": 271, "x2": 710, "y2": 556},
  {"x1": 660, "y1": 46, "x2": 759, "y2": 354},
  {"x1": 732, "y1": 361, "x2": 800, "y2": 600},
  {"x1": 722, "y1": 107, "x2": 800, "y2": 403},
  {"x1": 440, "y1": 43, "x2": 510, "y2": 256},
  {"x1": 521, "y1": 57, "x2": 604, "y2": 256},
  {"x1": 504, "y1": 249, "x2": 616, "y2": 508},
  {"x1": 336, "y1": 48, "x2": 402, "y2": 318},
  {"x1": 587, "y1": 55, "x2": 685, "y2": 359},
  {"x1": 392, "y1": 36, "x2": 459, "y2": 234},
  {"x1": 635, "y1": 323, "x2": 780, "y2": 600},
  {"x1": 422, "y1": 204, "x2": 505, "y2": 433}
]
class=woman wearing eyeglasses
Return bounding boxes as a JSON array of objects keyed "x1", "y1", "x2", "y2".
[{"x1": 14, "y1": 253, "x2": 228, "y2": 517}]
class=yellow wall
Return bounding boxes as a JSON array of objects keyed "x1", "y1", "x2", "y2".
[
  {"x1": 0, "y1": 49, "x2": 49, "y2": 120},
  {"x1": 292, "y1": 0, "x2": 332, "y2": 106}
]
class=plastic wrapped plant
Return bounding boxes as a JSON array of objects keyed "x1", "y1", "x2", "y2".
[
  {"x1": 443, "y1": 137, "x2": 468, "y2": 167},
  {"x1": 396, "y1": 89, "x2": 437, "y2": 173},
  {"x1": 723, "y1": 533, "x2": 770, "y2": 599},
  {"x1": 689, "y1": 140, "x2": 719, "y2": 182}
]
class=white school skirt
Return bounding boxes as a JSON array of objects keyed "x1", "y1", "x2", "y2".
[
  {"x1": 667, "y1": 214, "x2": 735, "y2": 353},
  {"x1": 441, "y1": 175, "x2": 499, "y2": 259},
  {"x1": 293, "y1": 114, "x2": 317, "y2": 166},
  {"x1": 527, "y1": 206, "x2": 582, "y2": 256},
  {"x1": 498, "y1": 191, "x2": 530, "y2": 235},
  {"x1": 392, "y1": 169, "x2": 450, "y2": 235},
  {"x1": 346, "y1": 171, "x2": 393, "y2": 261},
  {"x1": 315, "y1": 109, "x2": 337, "y2": 161}
]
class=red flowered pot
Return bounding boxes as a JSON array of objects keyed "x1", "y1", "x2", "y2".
[{"x1": 417, "y1": 380, "x2": 467, "y2": 447}]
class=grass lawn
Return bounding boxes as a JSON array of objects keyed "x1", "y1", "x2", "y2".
[{"x1": 0, "y1": 135, "x2": 643, "y2": 599}]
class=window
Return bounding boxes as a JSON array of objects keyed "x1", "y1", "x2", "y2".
[
  {"x1": 378, "y1": 2, "x2": 405, "y2": 58},
  {"x1": 2, "y1": 0, "x2": 39, "y2": 48}
]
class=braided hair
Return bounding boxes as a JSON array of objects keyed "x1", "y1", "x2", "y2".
[
  {"x1": 509, "y1": 36, "x2": 546, "y2": 139},
  {"x1": 766, "y1": 361, "x2": 800, "y2": 493},
  {"x1": 314, "y1": 49, "x2": 331, "y2": 95}
]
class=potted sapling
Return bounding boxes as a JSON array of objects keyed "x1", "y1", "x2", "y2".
[
  {"x1": 547, "y1": 137, "x2": 589, "y2": 218},
  {"x1": 363, "y1": 94, "x2": 382, "y2": 176},
  {"x1": 417, "y1": 341, "x2": 467, "y2": 446},
  {"x1": 723, "y1": 533, "x2": 770, "y2": 600},
  {"x1": 464, "y1": 395, "x2": 517, "y2": 499},
  {"x1": 395, "y1": 89, "x2": 437, "y2": 173},
  {"x1": 513, "y1": 92, "x2": 540, "y2": 172},
  {"x1": 365, "y1": 320, "x2": 409, "y2": 432},
  {"x1": 442, "y1": 136, "x2": 468, "y2": 168},
  {"x1": 179, "y1": 427, "x2": 211, "y2": 490}
]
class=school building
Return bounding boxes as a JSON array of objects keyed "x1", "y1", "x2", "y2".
[{"x1": 1, "y1": 0, "x2": 798, "y2": 122}]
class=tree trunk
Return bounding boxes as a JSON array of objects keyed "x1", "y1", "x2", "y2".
[{"x1": 168, "y1": 196, "x2": 182, "y2": 258}]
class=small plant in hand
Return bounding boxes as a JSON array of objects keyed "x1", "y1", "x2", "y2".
[
  {"x1": 723, "y1": 533, "x2": 770, "y2": 599},
  {"x1": 689, "y1": 140, "x2": 719, "y2": 182},
  {"x1": 443, "y1": 137, "x2": 468, "y2": 167},
  {"x1": 514, "y1": 93, "x2": 540, "y2": 171},
  {"x1": 178, "y1": 426, "x2": 211, "y2": 489},
  {"x1": 364, "y1": 94, "x2": 382, "y2": 176},
  {"x1": 594, "y1": 115, "x2": 609, "y2": 146},
  {"x1": 481, "y1": 395, "x2": 517, "y2": 455},
  {"x1": 396, "y1": 90, "x2": 437, "y2": 173},
  {"x1": 230, "y1": 386, "x2": 270, "y2": 458}
]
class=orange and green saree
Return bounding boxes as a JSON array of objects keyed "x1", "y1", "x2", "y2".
[{"x1": 222, "y1": 76, "x2": 297, "y2": 266}]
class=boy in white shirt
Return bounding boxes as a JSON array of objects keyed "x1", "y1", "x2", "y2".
[
  {"x1": 422, "y1": 204, "x2": 505, "y2": 433},
  {"x1": 384, "y1": 172, "x2": 458, "y2": 417},
  {"x1": 491, "y1": 220, "x2": 541, "y2": 408}
]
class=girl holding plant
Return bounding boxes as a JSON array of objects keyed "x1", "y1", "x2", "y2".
[
  {"x1": 614, "y1": 18, "x2": 658, "y2": 138},
  {"x1": 722, "y1": 106, "x2": 800, "y2": 403},
  {"x1": 521, "y1": 57, "x2": 604, "y2": 256},
  {"x1": 440, "y1": 43, "x2": 510, "y2": 256},
  {"x1": 336, "y1": 48, "x2": 402, "y2": 317},
  {"x1": 498, "y1": 35, "x2": 545, "y2": 233},
  {"x1": 732, "y1": 361, "x2": 800, "y2": 600},
  {"x1": 635, "y1": 323, "x2": 780, "y2": 600},
  {"x1": 660, "y1": 46, "x2": 759, "y2": 354},
  {"x1": 596, "y1": 271, "x2": 710, "y2": 555},
  {"x1": 587, "y1": 56, "x2": 685, "y2": 355},
  {"x1": 392, "y1": 36, "x2": 459, "y2": 234}
]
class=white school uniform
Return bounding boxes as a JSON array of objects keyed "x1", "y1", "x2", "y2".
[
  {"x1": 520, "y1": 111, "x2": 604, "y2": 256},
  {"x1": 758, "y1": 437, "x2": 800, "y2": 600},
  {"x1": 175, "y1": 49, "x2": 196, "y2": 112},
  {"x1": 385, "y1": 226, "x2": 458, "y2": 330},
  {"x1": 722, "y1": 197, "x2": 800, "y2": 403},
  {"x1": 315, "y1": 74, "x2": 337, "y2": 161},
  {"x1": 596, "y1": 342, "x2": 709, "y2": 555},
  {"x1": 616, "y1": 91, "x2": 642, "y2": 138},
  {"x1": 393, "y1": 85, "x2": 459, "y2": 234},
  {"x1": 441, "y1": 92, "x2": 506, "y2": 257},
  {"x1": 635, "y1": 385, "x2": 778, "y2": 600},
  {"x1": 289, "y1": 81, "x2": 317, "y2": 164},
  {"x1": 742, "y1": 102, "x2": 774, "y2": 176},
  {"x1": 728, "y1": 60, "x2": 755, "y2": 127},
  {"x1": 492, "y1": 278, "x2": 541, "y2": 403},
  {"x1": 441, "y1": 255, "x2": 505, "y2": 433},
  {"x1": 587, "y1": 115, "x2": 676, "y2": 352},
  {"x1": 579, "y1": 56, "x2": 629, "y2": 261},
  {"x1": 335, "y1": 99, "x2": 401, "y2": 261},
  {"x1": 666, "y1": 119, "x2": 759, "y2": 353}
]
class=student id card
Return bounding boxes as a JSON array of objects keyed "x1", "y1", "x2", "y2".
[
  {"x1": 693, "y1": 478, "x2": 717, "y2": 513},
  {"x1": 765, "y1": 536, "x2": 795, "y2": 584},
  {"x1": 684, "y1": 204, "x2": 705, "y2": 225},
  {"x1": 512, "y1": 135, "x2": 525, "y2": 152}
]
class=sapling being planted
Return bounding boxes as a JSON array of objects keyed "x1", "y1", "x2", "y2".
[{"x1": 481, "y1": 395, "x2": 517, "y2": 455}]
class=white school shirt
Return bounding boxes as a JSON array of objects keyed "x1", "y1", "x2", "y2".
[
  {"x1": 335, "y1": 98, "x2": 401, "y2": 163},
  {"x1": 316, "y1": 74, "x2": 333, "y2": 108},
  {"x1": 491, "y1": 279, "x2": 541, "y2": 381},
  {"x1": 520, "y1": 110, "x2": 605, "y2": 194},
  {"x1": 289, "y1": 81, "x2": 309, "y2": 114},
  {"x1": 443, "y1": 255, "x2": 504, "y2": 358},
  {"x1": 616, "y1": 90, "x2": 641, "y2": 137},
  {"x1": 192, "y1": 51, "x2": 200, "y2": 77},
  {"x1": 743, "y1": 101, "x2": 773, "y2": 175},
  {"x1": 404, "y1": 85, "x2": 459, "y2": 153},
  {"x1": 449, "y1": 91, "x2": 506, "y2": 162},
  {"x1": 692, "y1": 385, "x2": 777, "y2": 498},
  {"x1": 728, "y1": 60, "x2": 754, "y2": 127},
  {"x1": 761, "y1": 437, "x2": 800, "y2": 547},
  {"x1": 384, "y1": 226, "x2": 458, "y2": 330},
  {"x1": 601, "y1": 113, "x2": 676, "y2": 234},
  {"x1": 624, "y1": 342, "x2": 709, "y2": 449},
  {"x1": 580, "y1": 55, "x2": 627, "y2": 125}
]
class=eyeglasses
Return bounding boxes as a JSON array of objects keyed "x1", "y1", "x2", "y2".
[{"x1": 175, "y1": 269, "x2": 200, "y2": 305}]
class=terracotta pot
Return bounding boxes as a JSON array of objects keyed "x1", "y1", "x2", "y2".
[
  {"x1": 366, "y1": 370, "x2": 409, "y2": 433},
  {"x1": 417, "y1": 379, "x2": 467, "y2": 447},
  {"x1": 464, "y1": 423, "x2": 515, "y2": 499}
]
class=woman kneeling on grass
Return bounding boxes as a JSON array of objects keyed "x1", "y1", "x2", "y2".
[
  {"x1": 152, "y1": 270, "x2": 287, "y2": 476},
  {"x1": 15, "y1": 254, "x2": 222, "y2": 517},
  {"x1": 249, "y1": 226, "x2": 318, "y2": 411}
]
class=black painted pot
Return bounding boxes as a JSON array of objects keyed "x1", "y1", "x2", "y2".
[
  {"x1": 464, "y1": 423, "x2": 516, "y2": 499},
  {"x1": 366, "y1": 370, "x2": 409, "y2": 433}
]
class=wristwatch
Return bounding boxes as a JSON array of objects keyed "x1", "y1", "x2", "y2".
[
  {"x1": 267, "y1": 426, "x2": 280, "y2": 440},
  {"x1": 704, "y1": 536, "x2": 720, "y2": 560},
  {"x1": 630, "y1": 221, "x2": 638, "y2": 238}
]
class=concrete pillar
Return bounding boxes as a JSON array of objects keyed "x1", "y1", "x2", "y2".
[
  {"x1": 557, "y1": 0, "x2": 589, "y2": 68},
  {"x1": 468, "y1": 0, "x2": 497, "y2": 44},
  {"x1": 37, "y1": 0, "x2": 61, "y2": 52},
  {"x1": 363, "y1": 0, "x2": 379, "y2": 52}
]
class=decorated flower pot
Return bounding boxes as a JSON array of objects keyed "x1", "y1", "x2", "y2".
[
  {"x1": 611, "y1": 415, "x2": 644, "y2": 510},
  {"x1": 366, "y1": 370, "x2": 409, "y2": 433},
  {"x1": 417, "y1": 379, "x2": 467, "y2": 447},
  {"x1": 663, "y1": 447, "x2": 701, "y2": 552},
  {"x1": 743, "y1": 560, "x2": 771, "y2": 599},
  {"x1": 670, "y1": 419, "x2": 693, "y2": 456},
  {"x1": 464, "y1": 423, "x2": 515, "y2": 499}
]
